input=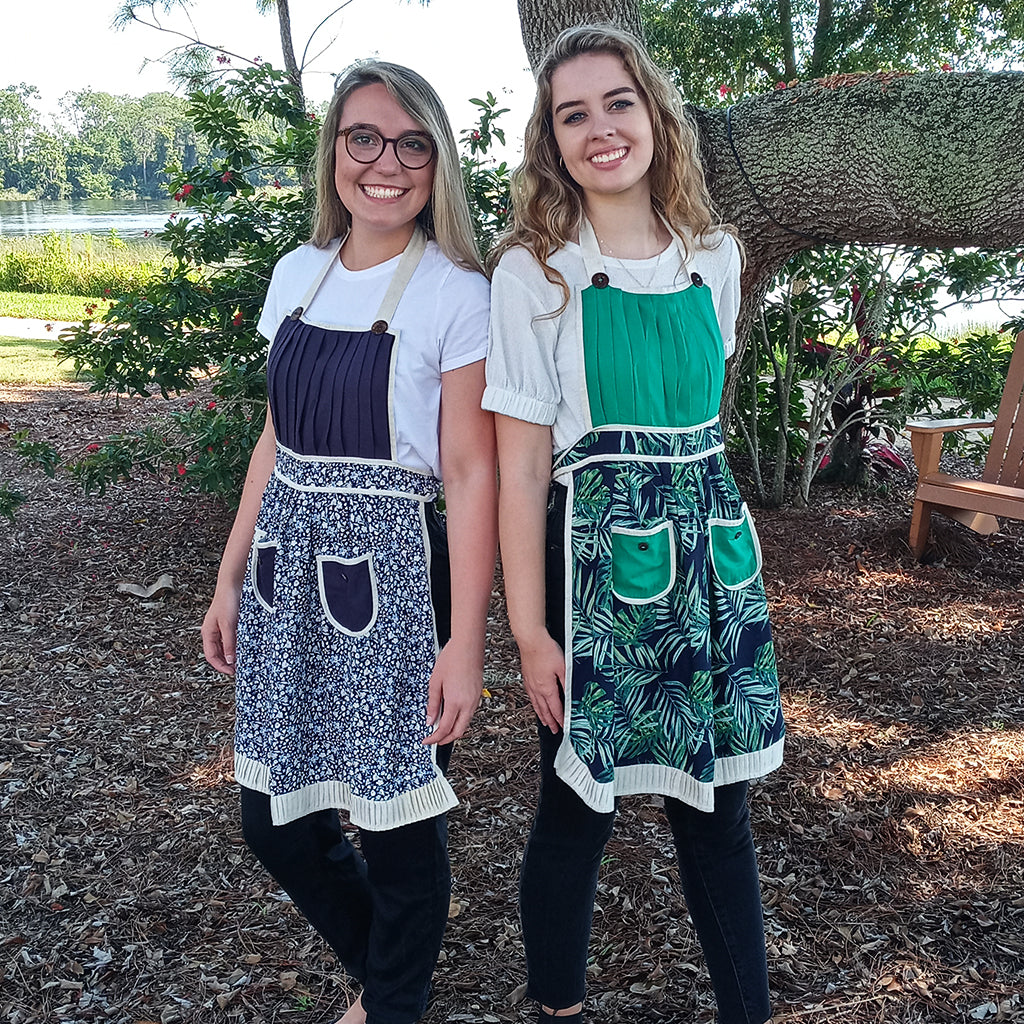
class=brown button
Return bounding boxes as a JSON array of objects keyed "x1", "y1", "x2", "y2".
[
  {"x1": 591, "y1": 272, "x2": 609, "y2": 289},
  {"x1": 638, "y1": 542, "x2": 649, "y2": 551},
  {"x1": 690, "y1": 272, "x2": 704, "y2": 287},
  {"x1": 371, "y1": 319, "x2": 388, "y2": 335}
]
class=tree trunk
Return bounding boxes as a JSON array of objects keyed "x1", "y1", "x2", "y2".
[
  {"x1": 275, "y1": 0, "x2": 303, "y2": 102},
  {"x1": 687, "y1": 70, "x2": 1024, "y2": 419},
  {"x1": 517, "y1": 0, "x2": 643, "y2": 68}
]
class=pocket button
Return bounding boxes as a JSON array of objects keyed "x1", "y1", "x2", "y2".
[{"x1": 638, "y1": 542, "x2": 649, "y2": 551}]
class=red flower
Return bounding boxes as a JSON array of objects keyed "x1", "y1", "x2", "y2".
[
  {"x1": 169, "y1": 211, "x2": 177, "y2": 219},
  {"x1": 84, "y1": 303, "x2": 96, "y2": 315},
  {"x1": 940, "y1": 62, "x2": 952, "y2": 71},
  {"x1": 221, "y1": 171, "x2": 232, "y2": 183},
  {"x1": 143, "y1": 230, "x2": 152, "y2": 237},
  {"x1": 718, "y1": 84, "x2": 731, "y2": 98},
  {"x1": 273, "y1": 179, "x2": 281, "y2": 188},
  {"x1": 471, "y1": 130, "x2": 481, "y2": 140},
  {"x1": 206, "y1": 400, "x2": 217, "y2": 410},
  {"x1": 177, "y1": 464, "x2": 187, "y2": 476},
  {"x1": 217, "y1": 54, "x2": 230, "y2": 65},
  {"x1": 86, "y1": 443, "x2": 101, "y2": 453},
  {"x1": 103, "y1": 288, "x2": 110, "y2": 295},
  {"x1": 775, "y1": 81, "x2": 787, "y2": 91},
  {"x1": 182, "y1": 183, "x2": 194, "y2": 197},
  {"x1": 232, "y1": 311, "x2": 243, "y2": 327}
]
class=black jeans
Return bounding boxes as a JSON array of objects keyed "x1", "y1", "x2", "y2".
[
  {"x1": 519, "y1": 727, "x2": 771, "y2": 1023},
  {"x1": 241, "y1": 747, "x2": 452, "y2": 1024}
]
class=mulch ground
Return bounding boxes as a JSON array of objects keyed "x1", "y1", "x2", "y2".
[{"x1": 2, "y1": 384, "x2": 1022, "y2": 1024}]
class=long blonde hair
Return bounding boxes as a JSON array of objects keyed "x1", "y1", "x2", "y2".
[
  {"x1": 311, "y1": 60, "x2": 484, "y2": 275},
  {"x1": 489, "y1": 24, "x2": 729, "y2": 301}
]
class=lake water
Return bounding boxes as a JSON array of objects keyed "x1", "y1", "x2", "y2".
[{"x1": 0, "y1": 199, "x2": 177, "y2": 239}]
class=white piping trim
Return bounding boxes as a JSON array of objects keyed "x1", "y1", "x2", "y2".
[
  {"x1": 316, "y1": 553, "x2": 379, "y2": 637},
  {"x1": 610, "y1": 522, "x2": 677, "y2": 605},
  {"x1": 275, "y1": 443, "x2": 434, "y2": 475},
  {"x1": 708, "y1": 503, "x2": 764, "y2": 590},
  {"x1": 559, "y1": 474, "x2": 576, "y2": 734},
  {"x1": 272, "y1": 472, "x2": 437, "y2": 500}
]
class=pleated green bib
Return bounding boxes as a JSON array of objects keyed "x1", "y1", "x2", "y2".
[{"x1": 581, "y1": 280, "x2": 725, "y2": 429}]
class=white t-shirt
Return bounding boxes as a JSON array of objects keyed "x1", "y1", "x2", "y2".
[
  {"x1": 258, "y1": 239, "x2": 490, "y2": 478},
  {"x1": 483, "y1": 232, "x2": 740, "y2": 455}
]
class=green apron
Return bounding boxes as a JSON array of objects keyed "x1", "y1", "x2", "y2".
[{"x1": 551, "y1": 217, "x2": 784, "y2": 813}]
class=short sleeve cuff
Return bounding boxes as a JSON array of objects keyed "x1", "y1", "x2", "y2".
[
  {"x1": 481, "y1": 384, "x2": 557, "y2": 425},
  {"x1": 440, "y1": 344, "x2": 488, "y2": 374}
]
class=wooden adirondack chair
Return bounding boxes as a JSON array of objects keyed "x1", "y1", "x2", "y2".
[{"x1": 907, "y1": 329, "x2": 1024, "y2": 559}]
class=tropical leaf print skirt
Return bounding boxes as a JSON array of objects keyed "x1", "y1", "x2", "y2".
[{"x1": 550, "y1": 424, "x2": 785, "y2": 813}]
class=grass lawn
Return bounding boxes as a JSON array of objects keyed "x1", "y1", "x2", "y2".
[
  {"x1": 0, "y1": 335, "x2": 77, "y2": 383},
  {"x1": 0, "y1": 290, "x2": 99, "y2": 321}
]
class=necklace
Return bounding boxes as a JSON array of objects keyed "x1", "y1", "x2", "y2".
[{"x1": 595, "y1": 234, "x2": 669, "y2": 291}]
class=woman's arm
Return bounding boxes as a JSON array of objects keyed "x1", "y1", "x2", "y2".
[
  {"x1": 201, "y1": 405, "x2": 276, "y2": 675},
  {"x1": 425, "y1": 359, "x2": 498, "y2": 746},
  {"x1": 494, "y1": 413, "x2": 565, "y2": 733}
]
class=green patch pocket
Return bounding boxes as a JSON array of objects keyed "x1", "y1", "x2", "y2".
[
  {"x1": 610, "y1": 521, "x2": 676, "y2": 604},
  {"x1": 708, "y1": 504, "x2": 762, "y2": 590}
]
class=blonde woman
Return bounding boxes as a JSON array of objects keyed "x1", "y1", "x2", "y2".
[
  {"x1": 202, "y1": 61, "x2": 496, "y2": 1024},
  {"x1": 485, "y1": 25, "x2": 783, "y2": 1024}
]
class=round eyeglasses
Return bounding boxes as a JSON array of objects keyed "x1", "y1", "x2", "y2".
[{"x1": 337, "y1": 126, "x2": 436, "y2": 169}]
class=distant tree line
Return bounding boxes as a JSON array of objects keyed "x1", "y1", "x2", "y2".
[{"x1": 0, "y1": 82, "x2": 302, "y2": 200}]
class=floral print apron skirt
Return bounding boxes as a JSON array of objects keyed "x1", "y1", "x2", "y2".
[
  {"x1": 551, "y1": 220, "x2": 785, "y2": 814},
  {"x1": 234, "y1": 229, "x2": 459, "y2": 829}
]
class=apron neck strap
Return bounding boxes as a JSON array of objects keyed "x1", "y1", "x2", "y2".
[
  {"x1": 374, "y1": 225, "x2": 427, "y2": 325},
  {"x1": 578, "y1": 213, "x2": 689, "y2": 282},
  {"x1": 295, "y1": 226, "x2": 428, "y2": 326}
]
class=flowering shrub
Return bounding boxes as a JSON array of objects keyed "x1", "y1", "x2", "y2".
[{"x1": 15, "y1": 65, "x2": 513, "y2": 502}]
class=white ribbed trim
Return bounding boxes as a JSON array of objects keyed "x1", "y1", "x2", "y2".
[
  {"x1": 553, "y1": 733, "x2": 785, "y2": 814},
  {"x1": 234, "y1": 752, "x2": 459, "y2": 830}
]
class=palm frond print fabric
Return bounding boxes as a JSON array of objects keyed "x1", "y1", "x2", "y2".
[{"x1": 563, "y1": 428, "x2": 784, "y2": 790}]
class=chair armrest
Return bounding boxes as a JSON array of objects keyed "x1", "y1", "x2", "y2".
[
  {"x1": 906, "y1": 418, "x2": 997, "y2": 479},
  {"x1": 905, "y1": 417, "x2": 996, "y2": 434}
]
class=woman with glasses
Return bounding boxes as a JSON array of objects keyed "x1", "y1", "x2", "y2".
[{"x1": 201, "y1": 61, "x2": 496, "y2": 1024}]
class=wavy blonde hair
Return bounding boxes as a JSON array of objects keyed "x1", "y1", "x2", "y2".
[
  {"x1": 489, "y1": 24, "x2": 731, "y2": 303},
  {"x1": 311, "y1": 60, "x2": 483, "y2": 275}
]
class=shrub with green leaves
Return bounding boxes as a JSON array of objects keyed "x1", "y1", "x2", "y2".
[{"x1": 29, "y1": 63, "x2": 511, "y2": 502}]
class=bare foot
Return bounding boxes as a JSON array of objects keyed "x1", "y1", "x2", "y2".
[{"x1": 335, "y1": 992, "x2": 366, "y2": 1024}]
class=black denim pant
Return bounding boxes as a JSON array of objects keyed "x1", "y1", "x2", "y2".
[
  {"x1": 523, "y1": 486, "x2": 771, "y2": 1023},
  {"x1": 519, "y1": 728, "x2": 771, "y2": 1023},
  {"x1": 241, "y1": 747, "x2": 451, "y2": 1024}
]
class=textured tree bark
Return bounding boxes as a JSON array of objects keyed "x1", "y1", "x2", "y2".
[
  {"x1": 517, "y1": 0, "x2": 643, "y2": 68},
  {"x1": 275, "y1": 0, "x2": 303, "y2": 99},
  {"x1": 689, "y1": 70, "x2": 1024, "y2": 415}
]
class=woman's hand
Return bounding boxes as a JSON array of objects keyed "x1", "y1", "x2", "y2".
[
  {"x1": 201, "y1": 405, "x2": 276, "y2": 677},
  {"x1": 424, "y1": 639, "x2": 484, "y2": 746},
  {"x1": 202, "y1": 584, "x2": 242, "y2": 675},
  {"x1": 517, "y1": 629, "x2": 566, "y2": 733}
]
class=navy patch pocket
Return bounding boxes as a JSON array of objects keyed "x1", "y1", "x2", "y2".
[
  {"x1": 317, "y1": 553, "x2": 378, "y2": 636},
  {"x1": 251, "y1": 535, "x2": 278, "y2": 611}
]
